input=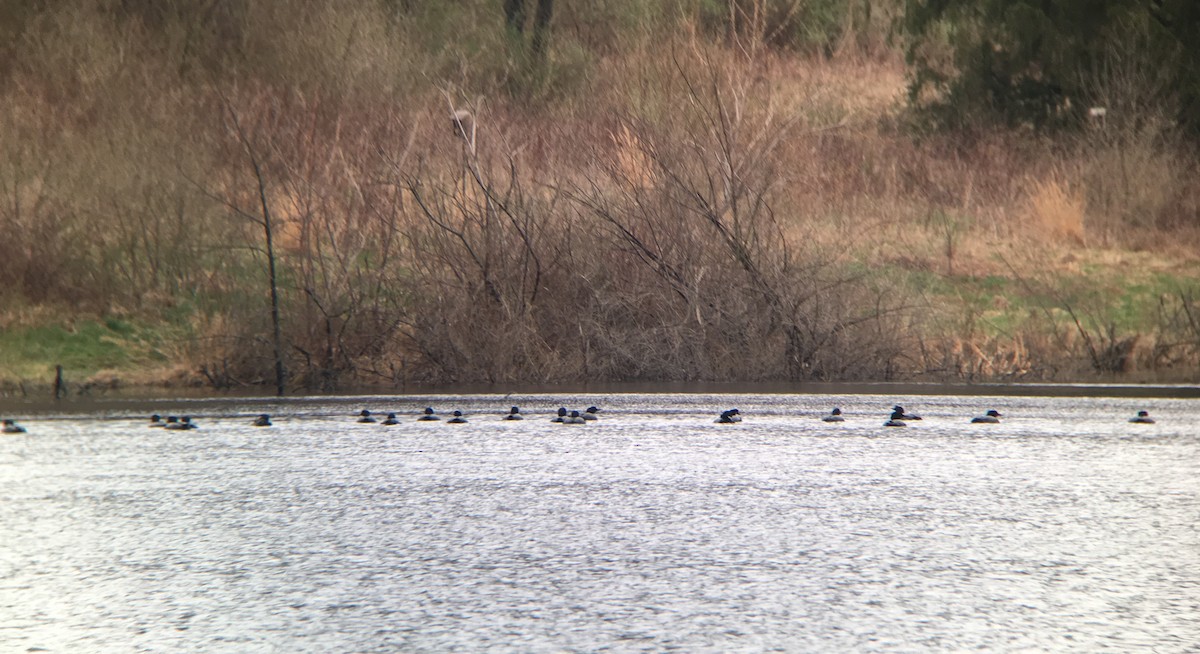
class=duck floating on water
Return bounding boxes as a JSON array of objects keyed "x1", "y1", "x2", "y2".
[
  {"x1": 381, "y1": 413, "x2": 399, "y2": 425},
  {"x1": 1129, "y1": 410, "x2": 1155, "y2": 424},
  {"x1": 447, "y1": 410, "x2": 468, "y2": 423},
  {"x1": 149, "y1": 414, "x2": 165, "y2": 427},
  {"x1": 971, "y1": 409, "x2": 1002, "y2": 424},
  {"x1": 166, "y1": 416, "x2": 197, "y2": 430},
  {"x1": 358, "y1": 410, "x2": 377, "y2": 424},
  {"x1": 253, "y1": 414, "x2": 272, "y2": 427},
  {"x1": 822, "y1": 408, "x2": 845, "y2": 422},
  {"x1": 504, "y1": 406, "x2": 524, "y2": 420},
  {"x1": 417, "y1": 407, "x2": 440, "y2": 421},
  {"x1": 564, "y1": 410, "x2": 587, "y2": 424},
  {"x1": 884, "y1": 407, "x2": 907, "y2": 427},
  {"x1": 716, "y1": 409, "x2": 742, "y2": 423},
  {"x1": 892, "y1": 405, "x2": 922, "y2": 420},
  {"x1": 551, "y1": 407, "x2": 567, "y2": 423},
  {"x1": 582, "y1": 406, "x2": 600, "y2": 421},
  {"x1": 2, "y1": 419, "x2": 27, "y2": 434}
]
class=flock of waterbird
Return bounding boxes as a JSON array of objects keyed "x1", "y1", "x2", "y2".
[
  {"x1": 0, "y1": 404, "x2": 1161, "y2": 434},
  {"x1": 354, "y1": 406, "x2": 604, "y2": 425},
  {"x1": 724, "y1": 404, "x2": 1147, "y2": 426}
]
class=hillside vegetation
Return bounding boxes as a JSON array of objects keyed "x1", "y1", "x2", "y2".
[{"x1": 2, "y1": 0, "x2": 1198, "y2": 394}]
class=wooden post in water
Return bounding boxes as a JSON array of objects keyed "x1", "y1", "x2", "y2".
[{"x1": 53, "y1": 364, "x2": 67, "y2": 399}]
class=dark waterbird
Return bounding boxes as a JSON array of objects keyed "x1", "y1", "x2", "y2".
[
  {"x1": 2, "y1": 419, "x2": 27, "y2": 434},
  {"x1": 971, "y1": 410, "x2": 1002, "y2": 424},
  {"x1": 1129, "y1": 410, "x2": 1155, "y2": 424},
  {"x1": 166, "y1": 416, "x2": 197, "y2": 430},
  {"x1": 716, "y1": 409, "x2": 742, "y2": 423},
  {"x1": 884, "y1": 407, "x2": 907, "y2": 427}
]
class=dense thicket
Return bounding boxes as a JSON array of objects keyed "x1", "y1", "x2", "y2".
[
  {"x1": 905, "y1": 0, "x2": 1200, "y2": 134},
  {"x1": 1, "y1": 0, "x2": 1197, "y2": 391}
]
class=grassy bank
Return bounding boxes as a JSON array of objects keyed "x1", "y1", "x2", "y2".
[{"x1": 1, "y1": 1, "x2": 1198, "y2": 393}]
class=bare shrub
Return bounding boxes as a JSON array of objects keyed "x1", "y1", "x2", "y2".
[
  {"x1": 398, "y1": 102, "x2": 575, "y2": 383},
  {"x1": 197, "y1": 86, "x2": 423, "y2": 391},
  {"x1": 571, "y1": 49, "x2": 908, "y2": 381},
  {"x1": 1149, "y1": 290, "x2": 1200, "y2": 375}
]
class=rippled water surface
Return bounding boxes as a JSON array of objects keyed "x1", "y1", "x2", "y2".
[{"x1": 2, "y1": 392, "x2": 1198, "y2": 652}]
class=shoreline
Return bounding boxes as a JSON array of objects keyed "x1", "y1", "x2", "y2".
[{"x1": 3, "y1": 379, "x2": 1197, "y2": 412}]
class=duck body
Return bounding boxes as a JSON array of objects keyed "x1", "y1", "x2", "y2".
[
  {"x1": 564, "y1": 410, "x2": 587, "y2": 424},
  {"x1": 504, "y1": 406, "x2": 524, "y2": 420},
  {"x1": 417, "y1": 407, "x2": 440, "y2": 421},
  {"x1": 971, "y1": 410, "x2": 1002, "y2": 424},
  {"x1": 2, "y1": 419, "x2": 26, "y2": 434},
  {"x1": 149, "y1": 414, "x2": 165, "y2": 427},
  {"x1": 551, "y1": 407, "x2": 567, "y2": 423},
  {"x1": 883, "y1": 409, "x2": 906, "y2": 427},
  {"x1": 358, "y1": 410, "x2": 377, "y2": 423},
  {"x1": 821, "y1": 408, "x2": 845, "y2": 423},
  {"x1": 253, "y1": 414, "x2": 272, "y2": 427},
  {"x1": 892, "y1": 405, "x2": 922, "y2": 420},
  {"x1": 166, "y1": 416, "x2": 197, "y2": 430},
  {"x1": 582, "y1": 406, "x2": 600, "y2": 421},
  {"x1": 447, "y1": 410, "x2": 468, "y2": 424},
  {"x1": 1129, "y1": 410, "x2": 1155, "y2": 424},
  {"x1": 716, "y1": 409, "x2": 742, "y2": 423},
  {"x1": 381, "y1": 413, "x2": 399, "y2": 425}
]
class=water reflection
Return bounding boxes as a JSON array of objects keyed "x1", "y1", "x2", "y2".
[{"x1": 1, "y1": 393, "x2": 1198, "y2": 652}]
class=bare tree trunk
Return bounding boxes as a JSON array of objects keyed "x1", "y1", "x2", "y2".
[
  {"x1": 222, "y1": 97, "x2": 287, "y2": 396},
  {"x1": 254, "y1": 158, "x2": 287, "y2": 397},
  {"x1": 530, "y1": 0, "x2": 554, "y2": 64},
  {"x1": 504, "y1": 0, "x2": 526, "y2": 35}
]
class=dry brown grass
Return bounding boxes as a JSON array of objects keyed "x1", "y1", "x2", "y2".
[{"x1": 1027, "y1": 178, "x2": 1087, "y2": 245}]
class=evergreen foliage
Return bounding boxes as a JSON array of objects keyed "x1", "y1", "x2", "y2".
[{"x1": 904, "y1": 0, "x2": 1200, "y2": 135}]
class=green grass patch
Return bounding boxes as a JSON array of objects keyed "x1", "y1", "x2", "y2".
[
  {"x1": 0, "y1": 319, "x2": 171, "y2": 381},
  {"x1": 885, "y1": 259, "x2": 1200, "y2": 344}
]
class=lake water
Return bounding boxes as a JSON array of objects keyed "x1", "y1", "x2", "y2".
[{"x1": 1, "y1": 391, "x2": 1198, "y2": 652}]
